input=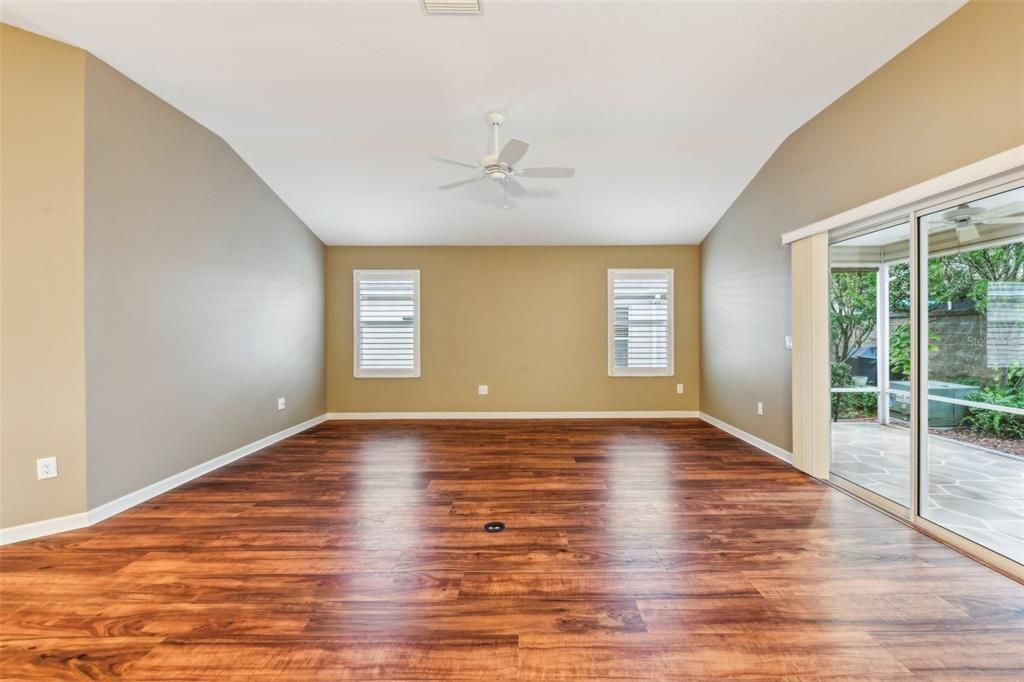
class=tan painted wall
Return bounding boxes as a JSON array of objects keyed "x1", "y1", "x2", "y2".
[
  {"x1": 701, "y1": 1, "x2": 1024, "y2": 451},
  {"x1": 327, "y1": 246, "x2": 700, "y2": 413},
  {"x1": 0, "y1": 25, "x2": 87, "y2": 527}
]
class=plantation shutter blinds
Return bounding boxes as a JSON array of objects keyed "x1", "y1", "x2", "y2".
[
  {"x1": 354, "y1": 270, "x2": 420, "y2": 378},
  {"x1": 608, "y1": 269, "x2": 674, "y2": 376}
]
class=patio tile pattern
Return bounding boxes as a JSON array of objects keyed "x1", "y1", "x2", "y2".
[{"x1": 831, "y1": 422, "x2": 1024, "y2": 563}]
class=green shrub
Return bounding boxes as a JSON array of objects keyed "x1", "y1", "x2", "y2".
[
  {"x1": 831, "y1": 361, "x2": 853, "y2": 388},
  {"x1": 1004, "y1": 363, "x2": 1024, "y2": 390},
  {"x1": 847, "y1": 392, "x2": 878, "y2": 414},
  {"x1": 830, "y1": 361, "x2": 877, "y2": 421},
  {"x1": 830, "y1": 392, "x2": 878, "y2": 421},
  {"x1": 889, "y1": 324, "x2": 911, "y2": 380},
  {"x1": 961, "y1": 386, "x2": 1024, "y2": 439},
  {"x1": 889, "y1": 323, "x2": 939, "y2": 380}
]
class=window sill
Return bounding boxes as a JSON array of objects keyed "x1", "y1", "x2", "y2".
[
  {"x1": 609, "y1": 369, "x2": 674, "y2": 377},
  {"x1": 354, "y1": 371, "x2": 421, "y2": 379}
]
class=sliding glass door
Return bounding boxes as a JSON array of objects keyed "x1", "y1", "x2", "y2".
[
  {"x1": 829, "y1": 222, "x2": 912, "y2": 508},
  {"x1": 919, "y1": 185, "x2": 1024, "y2": 565},
  {"x1": 828, "y1": 181, "x2": 1024, "y2": 571}
]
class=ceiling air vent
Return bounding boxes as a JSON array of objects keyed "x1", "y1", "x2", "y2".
[{"x1": 424, "y1": 0, "x2": 480, "y2": 14}]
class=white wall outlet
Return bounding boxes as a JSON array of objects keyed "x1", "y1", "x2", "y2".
[
  {"x1": 785, "y1": 335, "x2": 793, "y2": 350},
  {"x1": 478, "y1": 385, "x2": 488, "y2": 396},
  {"x1": 756, "y1": 401, "x2": 764, "y2": 416},
  {"x1": 36, "y1": 456, "x2": 58, "y2": 480},
  {"x1": 277, "y1": 397, "x2": 286, "y2": 411},
  {"x1": 676, "y1": 383, "x2": 685, "y2": 394}
]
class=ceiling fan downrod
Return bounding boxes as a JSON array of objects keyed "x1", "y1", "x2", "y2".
[{"x1": 488, "y1": 111, "x2": 505, "y2": 158}]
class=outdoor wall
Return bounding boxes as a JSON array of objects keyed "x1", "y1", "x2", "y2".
[
  {"x1": 0, "y1": 26, "x2": 88, "y2": 528},
  {"x1": 84, "y1": 55, "x2": 325, "y2": 507},
  {"x1": 700, "y1": 1, "x2": 1024, "y2": 452},
  {"x1": 890, "y1": 311, "x2": 989, "y2": 383},
  {"x1": 326, "y1": 246, "x2": 700, "y2": 413}
]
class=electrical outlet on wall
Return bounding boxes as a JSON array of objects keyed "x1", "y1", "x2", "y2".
[
  {"x1": 478, "y1": 385, "x2": 489, "y2": 396},
  {"x1": 36, "y1": 457, "x2": 58, "y2": 480},
  {"x1": 756, "y1": 401, "x2": 764, "y2": 416},
  {"x1": 676, "y1": 384, "x2": 685, "y2": 394},
  {"x1": 277, "y1": 397, "x2": 286, "y2": 411}
]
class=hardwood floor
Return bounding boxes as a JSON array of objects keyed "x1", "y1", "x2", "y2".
[{"x1": 1, "y1": 419, "x2": 1022, "y2": 680}]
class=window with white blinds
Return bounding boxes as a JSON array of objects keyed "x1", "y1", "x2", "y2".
[
  {"x1": 608, "y1": 269, "x2": 674, "y2": 376},
  {"x1": 353, "y1": 270, "x2": 420, "y2": 378}
]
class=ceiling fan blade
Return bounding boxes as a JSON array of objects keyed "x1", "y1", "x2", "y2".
[
  {"x1": 498, "y1": 138, "x2": 529, "y2": 166},
  {"x1": 982, "y1": 217, "x2": 1024, "y2": 225},
  {"x1": 431, "y1": 156, "x2": 481, "y2": 170},
  {"x1": 506, "y1": 177, "x2": 526, "y2": 197},
  {"x1": 978, "y1": 201, "x2": 1024, "y2": 219},
  {"x1": 439, "y1": 176, "x2": 484, "y2": 190},
  {"x1": 518, "y1": 167, "x2": 575, "y2": 178}
]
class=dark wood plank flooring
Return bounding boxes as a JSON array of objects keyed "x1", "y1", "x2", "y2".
[{"x1": 1, "y1": 419, "x2": 1022, "y2": 679}]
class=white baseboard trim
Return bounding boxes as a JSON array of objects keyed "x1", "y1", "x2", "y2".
[
  {"x1": 0, "y1": 511, "x2": 91, "y2": 546},
  {"x1": 86, "y1": 413, "x2": 328, "y2": 526},
  {"x1": 698, "y1": 412, "x2": 794, "y2": 465},
  {"x1": 0, "y1": 413, "x2": 328, "y2": 546},
  {"x1": 325, "y1": 410, "x2": 700, "y2": 420}
]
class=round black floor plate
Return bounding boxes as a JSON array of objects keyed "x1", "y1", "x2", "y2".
[{"x1": 483, "y1": 521, "x2": 505, "y2": 533}]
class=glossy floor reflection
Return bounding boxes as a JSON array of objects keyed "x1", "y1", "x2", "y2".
[
  {"x1": 831, "y1": 421, "x2": 1024, "y2": 563},
  {"x1": 2, "y1": 419, "x2": 1022, "y2": 679}
]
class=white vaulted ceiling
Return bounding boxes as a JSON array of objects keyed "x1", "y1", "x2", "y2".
[{"x1": 2, "y1": 1, "x2": 963, "y2": 245}]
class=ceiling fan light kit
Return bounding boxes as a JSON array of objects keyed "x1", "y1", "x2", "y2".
[{"x1": 435, "y1": 112, "x2": 575, "y2": 209}]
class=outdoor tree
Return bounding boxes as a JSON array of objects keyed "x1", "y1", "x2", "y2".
[
  {"x1": 885, "y1": 245, "x2": 1024, "y2": 312},
  {"x1": 878, "y1": 248, "x2": 1024, "y2": 383},
  {"x1": 830, "y1": 270, "x2": 876, "y2": 363},
  {"x1": 929, "y1": 243, "x2": 1024, "y2": 311}
]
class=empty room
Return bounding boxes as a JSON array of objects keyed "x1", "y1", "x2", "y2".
[{"x1": 1, "y1": 0, "x2": 1022, "y2": 679}]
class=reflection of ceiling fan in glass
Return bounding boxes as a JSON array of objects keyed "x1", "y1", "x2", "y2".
[
  {"x1": 931, "y1": 201, "x2": 1024, "y2": 242},
  {"x1": 432, "y1": 112, "x2": 575, "y2": 209}
]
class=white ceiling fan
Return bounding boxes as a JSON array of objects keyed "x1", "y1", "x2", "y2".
[
  {"x1": 433, "y1": 112, "x2": 575, "y2": 209},
  {"x1": 931, "y1": 201, "x2": 1024, "y2": 243}
]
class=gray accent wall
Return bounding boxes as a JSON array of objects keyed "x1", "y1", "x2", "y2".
[
  {"x1": 84, "y1": 56, "x2": 325, "y2": 507},
  {"x1": 700, "y1": 1, "x2": 1024, "y2": 452}
]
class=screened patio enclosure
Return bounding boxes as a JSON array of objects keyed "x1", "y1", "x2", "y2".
[{"x1": 829, "y1": 183, "x2": 1024, "y2": 567}]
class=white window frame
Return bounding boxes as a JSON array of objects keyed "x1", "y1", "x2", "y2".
[
  {"x1": 608, "y1": 268, "x2": 674, "y2": 377},
  {"x1": 353, "y1": 269, "x2": 420, "y2": 379}
]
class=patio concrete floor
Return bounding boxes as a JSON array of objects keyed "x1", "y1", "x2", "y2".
[{"x1": 830, "y1": 422, "x2": 1023, "y2": 564}]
